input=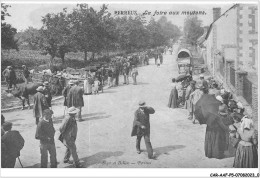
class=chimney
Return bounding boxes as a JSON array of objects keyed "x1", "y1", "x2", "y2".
[{"x1": 213, "y1": 8, "x2": 221, "y2": 22}]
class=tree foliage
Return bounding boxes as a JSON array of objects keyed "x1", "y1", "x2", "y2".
[
  {"x1": 39, "y1": 8, "x2": 73, "y2": 65},
  {"x1": 14, "y1": 4, "x2": 181, "y2": 65},
  {"x1": 1, "y1": 4, "x2": 18, "y2": 50},
  {"x1": 183, "y1": 15, "x2": 204, "y2": 45}
]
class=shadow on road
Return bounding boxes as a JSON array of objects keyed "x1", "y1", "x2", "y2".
[
  {"x1": 64, "y1": 151, "x2": 124, "y2": 168},
  {"x1": 152, "y1": 145, "x2": 185, "y2": 158},
  {"x1": 135, "y1": 82, "x2": 149, "y2": 85},
  {"x1": 52, "y1": 112, "x2": 110, "y2": 124}
]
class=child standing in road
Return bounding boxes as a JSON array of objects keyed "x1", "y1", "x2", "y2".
[
  {"x1": 131, "y1": 65, "x2": 138, "y2": 85},
  {"x1": 92, "y1": 78, "x2": 100, "y2": 95}
]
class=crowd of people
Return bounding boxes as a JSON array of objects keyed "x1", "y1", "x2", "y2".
[
  {"x1": 167, "y1": 73, "x2": 258, "y2": 168},
  {"x1": 1, "y1": 46, "x2": 257, "y2": 169}
]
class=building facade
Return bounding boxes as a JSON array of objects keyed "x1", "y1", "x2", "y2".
[{"x1": 200, "y1": 4, "x2": 258, "y2": 122}]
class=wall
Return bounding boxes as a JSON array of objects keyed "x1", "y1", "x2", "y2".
[{"x1": 205, "y1": 4, "x2": 258, "y2": 122}]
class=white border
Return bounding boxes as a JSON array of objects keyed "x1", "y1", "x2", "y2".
[{"x1": 1, "y1": 0, "x2": 259, "y2": 177}]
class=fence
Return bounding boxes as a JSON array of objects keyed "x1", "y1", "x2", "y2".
[
  {"x1": 230, "y1": 67, "x2": 236, "y2": 87},
  {"x1": 243, "y1": 77, "x2": 253, "y2": 106}
]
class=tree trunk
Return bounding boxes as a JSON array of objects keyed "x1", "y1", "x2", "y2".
[
  {"x1": 50, "y1": 55, "x2": 54, "y2": 67},
  {"x1": 84, "y1": 49, "x2": 88, "y2": 64},
  {"x1": 61, "y1": 53, "x2": 65, "y2": 65},
  {"x1": 92, "y1": 52, "x2": 95, "y2": 60}
]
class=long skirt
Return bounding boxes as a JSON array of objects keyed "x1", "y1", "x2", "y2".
[
  {"x1": 233, "y1": 143, "x2": 258, "y2": 168},
  {"x1": 168, "y1": 88, "x2": 178, "y2": 108},
  {"x1": 205, "y1": 126, "x2": 226, "y2": 159}
]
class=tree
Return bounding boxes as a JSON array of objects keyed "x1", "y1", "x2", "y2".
[
  {"x1": 68, "y1": 4, "x2": 114, "y2": 63},
  {"x1": 39, "y1": 8, "x2": 73, "y2": 65},
  {"x1": 16, "y1": 27, "x2": 41, "y2": 50},
  {"x1": 1, "y1": 4, "x2": 18, "y2": 50},
  {"x1": 183, "y1": 15, "x2": 204, "y2": 45},
  {"x1": 146, "y1": 17, "x2": 165, "y2": 48},
  {"x1": 115, "y1": 15, "x2": 149, "y2": 52}
]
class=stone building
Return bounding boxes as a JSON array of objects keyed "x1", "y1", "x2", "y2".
[{"x1": 198, "y1": 4, "x2": 258, "y2": 123}]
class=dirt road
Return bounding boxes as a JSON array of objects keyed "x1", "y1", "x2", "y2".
[{"x1": 3, "y1": 44, "x2": 234, "y2": 168}]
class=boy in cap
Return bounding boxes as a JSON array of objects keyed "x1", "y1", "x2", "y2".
[
  {"x1": 131, "y1": 101, "x2": 155, "y2": 159},
  {"x1": 33, "y1": 86, "x2": 49, "y2": 125},
  {"x1": 59, "y1": 107, "x2": 83, "y2": 168},
  {"x1": 1, "y1": 122, "x2": 24, "y2": 168},
  {"x1": 35, "y1": 109, "x2": 57, "y2": 168}
]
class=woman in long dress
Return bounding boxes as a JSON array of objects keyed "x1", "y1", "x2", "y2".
[
  {"x1": 204, "y1": 106, "x2": 230, "y2": 159},
  {"x1": 168, "y1": 78, "x2": 178, "y2": 109},
  {"x1": 233, "y1": 116, "x2": 258, "y2": 168}
]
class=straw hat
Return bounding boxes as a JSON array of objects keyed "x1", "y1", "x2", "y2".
[
  {"x1": 68, "y1": 80, "x2": 74, "y2": 85},
  {"x1": 219, "y1": 105, "x2": 228, "y2": 116},
  {"x1": 36, "y1": 86, "x2": 44, "y2": 92},
  {"x1": 139, "y1": 101, "x2": 146, "y2": 108},
  {"x1": 216, "y1": 95, "x2": 223, "y2": 103},
  {"x1": 68, "y1": 107, "x2": 80, "y2": 114}
]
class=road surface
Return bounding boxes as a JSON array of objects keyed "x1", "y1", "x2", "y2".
[{"x1": 3, "y1": 44, "x2": 234, "y2": 168}]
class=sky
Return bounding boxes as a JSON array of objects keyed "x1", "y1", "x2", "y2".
[{"x1": 3, "y1": 3, "x2": 235, "y2": 32}]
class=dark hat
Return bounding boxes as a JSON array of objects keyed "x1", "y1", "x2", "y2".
[
  {"x1": 190, "y1": 80, "x2": 196, "y2": 85},
  {"x1": 1, "y1": 114, "x2": 5, "y2": 125},
  {"x1": 43, "y1": 109, "x2": 54, "y2": 116},
  {"x1": 2, "y1": 122, "x2": 12, "y2": 131}
]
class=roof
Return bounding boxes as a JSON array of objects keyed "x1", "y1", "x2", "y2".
[{"x1": 204, "y1": 4, "x2": 238, "y2": 40}]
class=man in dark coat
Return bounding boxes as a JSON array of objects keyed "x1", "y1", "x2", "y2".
[
  {"x1": 67, "y1": 81, "x2": 84, "y2": 121},
  {"x1": 33, "y1": 86, "x2": 49, "y2": 125},
  {"x1": 199, "y1": 74, "x2": 209, "y2": 94},
  {"x1": 22, "y1": 65, "x2": 31, "y2": 84},
  {"x1": 35, "y1": 109, "x2": 57, "y2": 168},
  {"x1": 59, "y1": 107, "x2": 83, "y2": 168},
  {"x1": 62, "y1": 80, "x2": 74, "y2": 107},
  {"x1": 43, "y1": 82, "x2": 52, "y2": 108},
  {"x1": 131, "y1": 101, "x2": 155, "y2": 159},
  {"x1": 1, "y1": 122, "x2": 24, "y2": 168}
]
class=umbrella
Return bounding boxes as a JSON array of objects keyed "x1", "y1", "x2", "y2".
[
  {"x1": 176, "y1": 74, "x2": 190, "y2": 82},
  {"x1": 194, "y1": 94, "x2": 221, "y2": 125}
]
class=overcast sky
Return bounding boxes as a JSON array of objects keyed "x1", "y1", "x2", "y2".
[{"x1": 4, "y1": 3, "x2": 235, "y2": 32}]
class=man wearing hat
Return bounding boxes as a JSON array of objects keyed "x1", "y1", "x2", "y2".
[
  {"x1": 185, "y1": 80, "x2": 196, "y2": 120},
  {"x1": 131, "y1": 65, "x2": 138, "y2": 85},
  {"x1": 62, "y1": 80, "x2": 74, "y2": 107},
  {"x1": 35, "y1": 109, "x2": 57, "y2": 168},
  {"x1": 67, "y1": 81, "x2": 84, "y2": 121},
  {"x1": 22, "y1": 65, "x2": 31, "y2": 84},
  {"x1": 33, "y1": 86, "x2": 49, "y2": 125},
  {"x1": 1, "y1": 122, "x2": 24, "y2": 168},
  {"x1": 59, "y1": 107, "x2": 82, "y2": 168},
  {"x1": 199, "y1": 74, "x2": 209, "y2": 94},
  {"x1": 131, "y1": 101, "x2": 155, "y2": 159},
  {"x1": 43, "y1": 81, "x2": 52, "y2": 107}
]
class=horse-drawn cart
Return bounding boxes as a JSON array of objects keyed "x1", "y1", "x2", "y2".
[{"x1": 177, "y1": 48, "x2": 192, "y2": 74}]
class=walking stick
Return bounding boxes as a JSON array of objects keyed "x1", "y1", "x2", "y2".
[
  {"x1": 18, "y1": 157, "x2": 23, "y2": 168},
  {"x1": 63, "y1": 106, "x2": 67, "y2": 117}
]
